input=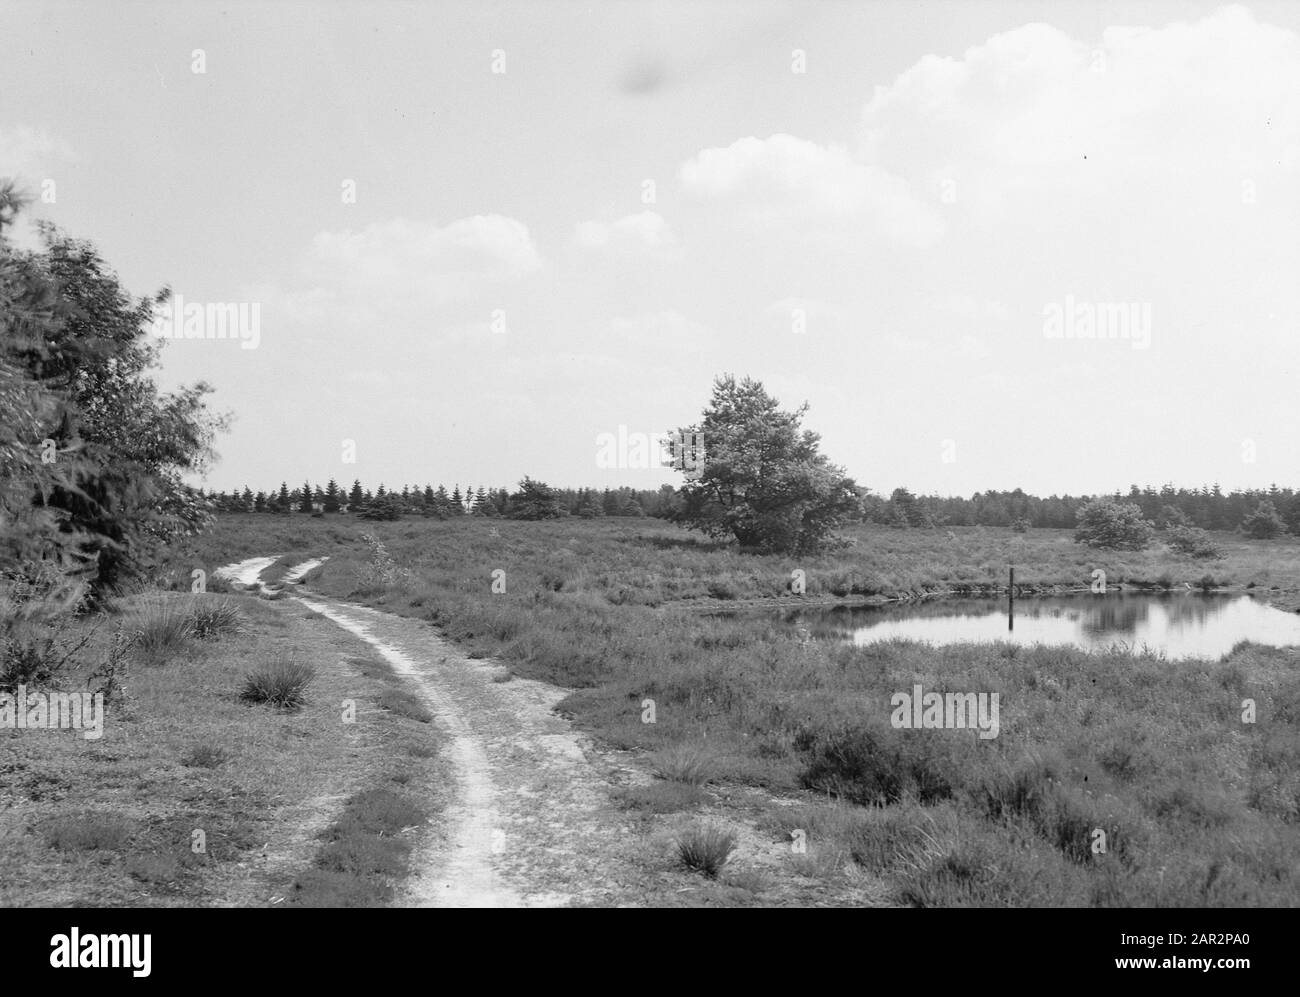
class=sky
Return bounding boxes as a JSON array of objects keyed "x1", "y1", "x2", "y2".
[{"x1": 2, "y1": 0, "x2": 1298, "y2": 498}]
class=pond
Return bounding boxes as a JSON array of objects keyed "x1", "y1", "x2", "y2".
[{"x1": 781, "y1": 593, "x2": 1300, "y2": 661}]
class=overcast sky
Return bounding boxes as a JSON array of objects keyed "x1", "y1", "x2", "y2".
[{"x1": 3, "y1": 1, "x2": 1298, "y2": 497}]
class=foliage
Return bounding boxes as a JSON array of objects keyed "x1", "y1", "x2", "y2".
[
  {"x1": 506, "y1": 477, "x2": 564, "y2": 520},
  {"x1": 670, "y1": 375, "x2": 857, "y2": 554},
  {"x1": 1, "y1": 183, "x2": 228, "y2": 602},
  {"x1": 1073, "y1": 498, "x2": 1154, "y2": 551},
  {"x1": 1166, "y1": 525, "x2": 1225, "y2": 560},
  {"x1": 357, "y1": 494, "x2": 404, "y2": 521},
  {"x1": 1242, "y1": 499, "x2": 1285, "y2": 540}
]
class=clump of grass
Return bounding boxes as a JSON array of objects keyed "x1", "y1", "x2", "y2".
[
  {"x1": 129, "y1": 598, "x2": 194, "y2": 660},
  {"x1": 240, "y1": 660, "x2": 316, "y2": 709},
  {"x1": 652, "y1": 743, "x2": 720, "y2": 786},
  {"x1": 181, "y1": 743, "x2": 230, "y2": 768},
  {"x1": 189, "y1": 599, "x2": 246, "y2": 640},
  {"x1": 376, "y1": 688, "x2": 432, "y2": 723},
  {"x1": 677, "y1": 823, "x2": 737, "y2": 878},
  {"x1": 42, "y1": 813, "x2": 135, "y2": 851}
]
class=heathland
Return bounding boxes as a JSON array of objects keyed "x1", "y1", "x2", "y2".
[{"x1": 157, "y1": 516, "x2": 1300, "y2": 907}]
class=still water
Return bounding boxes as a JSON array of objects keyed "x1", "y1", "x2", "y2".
[{"x1": 786, "y1": 593, "x2": 1300, "y2": 660}]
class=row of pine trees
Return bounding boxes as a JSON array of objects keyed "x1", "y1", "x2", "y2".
[{"x1": 201, "y1": 480, "x2": 678, "y2": 519}]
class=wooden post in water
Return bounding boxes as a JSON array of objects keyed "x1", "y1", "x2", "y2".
[{"x1": 1008, "y1": 566, "x2": 1015, "y2": 631}]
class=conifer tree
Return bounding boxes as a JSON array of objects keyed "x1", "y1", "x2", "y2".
[{"x1": 300, "y1": 480, "x2": 313, "y2": 513}]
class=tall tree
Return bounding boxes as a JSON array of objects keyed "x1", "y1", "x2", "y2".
[
  {"x1": 670, "y1": 375, "x2": 856, "y2": 554},
  {"x1": 2, "y1": 189, "x2": 227, "y2": 599},
  {"x1": 299, "y1": 480, "x2": 313, "y2": 513}
]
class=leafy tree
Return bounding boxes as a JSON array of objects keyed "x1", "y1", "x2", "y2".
[
  {"x1": 1242, "y1": 499, "x2": 1285, "y2": 539},
  {"x1": 507, "y1": 477, "x2": 563, "y2": 520},
  {"x1": 1073, "y1": 498, "x2": 1154, "y2": 551},
  {"x1": 1158, "y1": 504, "x2": 1188, "y2": 529},
  {"x1": 2, "y1": 190, "x2": 227, "y2": 599},
  {"x1": 669, "y1": 375, "x2": 856, "y2": 554},
  {"x1": 1166, "y1": 525, "x2": 1224, "y2": 559}
]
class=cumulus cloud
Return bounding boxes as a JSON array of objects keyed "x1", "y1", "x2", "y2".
[
  {"x1": 574, "y1": 211, "x2": 676, "y2": 252},
  {"x1": 679, "y1": 133, "x2": 944, "y2": 248},
  {"x1": 264, "y1": 213, "x2": 541, "y2": 332},
  {"x1": 859, "y1": 5, "x2": 1300, "y2": 214},
  {"x1": 300, "y1": 215, "x2": 541, "y2": 300}
]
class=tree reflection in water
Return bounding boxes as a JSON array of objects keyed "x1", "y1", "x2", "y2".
[{"x1": 768, "y1": 594, "x2": 1300, "y2": 661}]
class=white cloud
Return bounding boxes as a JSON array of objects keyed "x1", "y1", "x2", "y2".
[
  {"x1": 299, "y1": 215, "x2": 541, "y2": 303},
  {"x1": 575, "y1": 210, "x2": 676, "y2": 251},
  {"x1": 679, "y1": 133, "x2": 944, "y2": 247},
  {"x1": 859, "y1": 6, "x2": 1300, "y2": 215}
]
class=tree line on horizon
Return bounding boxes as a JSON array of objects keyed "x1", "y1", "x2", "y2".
[
  {"x1": 874, "y1": 483, "x2": 1300, "y2": 536},
  {"x1": 207, "y1": 477, "x2": 1300, "y2": 537},
  {"x1": 203, "y1": 479, "x2": 668, "y2": 520}
]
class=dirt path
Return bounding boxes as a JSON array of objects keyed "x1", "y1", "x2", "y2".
[
  {"x1": 289, "y1": 590, "x2": 643, "y2": 907},
  {"x1": 214, "y1": 555, "x2": 278, "y2": 588}
]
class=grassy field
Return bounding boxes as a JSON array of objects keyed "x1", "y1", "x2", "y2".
[
  {"x1": 1, "y1": 588, "x2": 447, "y2": 907},
  {"x1": 160, "y1": 515, "x2": 1300, "y2": 906}
]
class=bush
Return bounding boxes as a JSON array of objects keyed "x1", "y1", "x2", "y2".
[
  {"x1": 240, "y1": 660, "x2": 316, "y2": 708},
  {"x1": 1242, "y1": 500, "x2": 1285, "y2": 539},
  {"x1": 358, "y1": 533, "x2": 408, "y2": 587},
  {"x1": 1073, "y1": 498, "x2": 1154, "y2": 551},
  {"x1": 676, "y1": 824, "x2": 737, "y2": 878},
  {"x1": 1167, "y1": 525, "x2": 1225, "y2": 560},
  {"x1": 1010, "y1": 517, "x2": 1031, "y2": 533}
]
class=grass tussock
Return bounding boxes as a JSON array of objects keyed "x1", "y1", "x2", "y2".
[
  {"x1": 677, "y1": 823, "x2": 737, "y2": 878},
  {"x1": 239, "y1": 659, "x2": 316, "y2": 709}
]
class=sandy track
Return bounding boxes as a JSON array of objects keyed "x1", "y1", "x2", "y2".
[
  {"x1": 213, "y1": 556, "x2": 278, "y2": 588},
  {"x1": 291, "y1": 590, "x2": 639, "y2": 907}
]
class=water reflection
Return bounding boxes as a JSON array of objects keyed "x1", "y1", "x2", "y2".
[{"x1": 783, "y1": 594, "x2": 1300, "y2": 660}]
